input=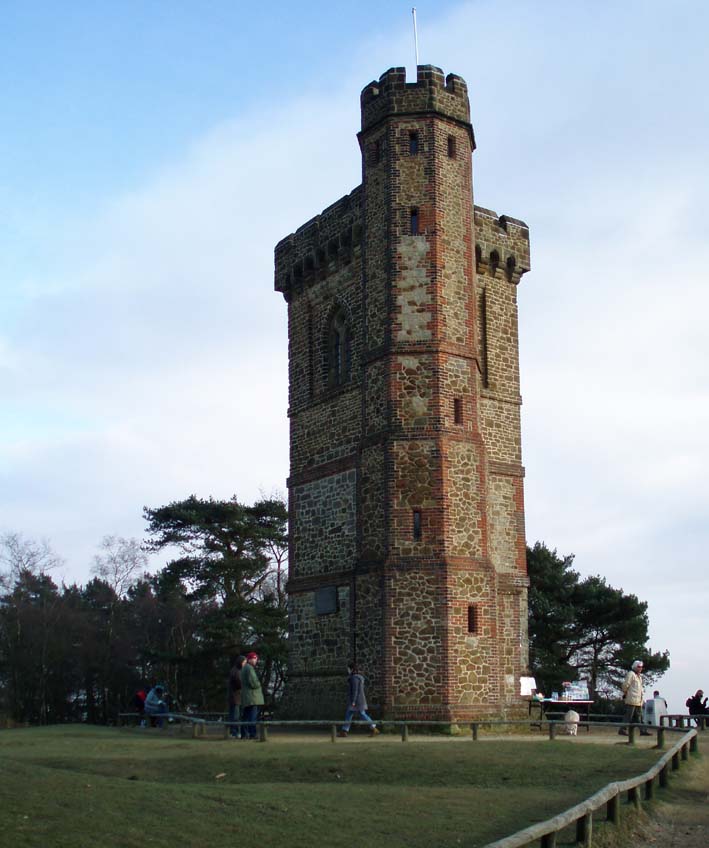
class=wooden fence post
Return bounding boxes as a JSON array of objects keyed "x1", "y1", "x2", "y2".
[
  {"x1": 258, "y1": 723, "x2": 268, "y2": 742},
  {"x1": 660, "y1": 764, "x2": 669, "y2": 787},
  {"x1": 401, "y1": 723, "x2": 409, "y2": 742},
  {"x1": 628, "y1": 725, "x2": 636, "y2": 744},
  {"x1": 657, "y1": 727, "x2": 665, "y2": 748},
  {"x1": 331, "y1": 725, "x2": 337, "y2": 743},
  {"x1": 628, "y1": 786, "x2": 640, "y2": 809},
  {"x1": 681, "y1": 743, "x2": 689, "y2": 761},
  {"x1": 645, "y1": 776, "x2": 655, "y2": 800},
  {"x1": 540, "y1": 831, "x2": 557, "y2": 848},
  {"x1": 607, "y1": 793, "x2": 620, "y2": 825},
  {"x1": 471, "y1": 722, "x2": 479, "y2": 741},
  {"x1": 548, "y1": 721, "x2": 556, "y2": 740},
  {"x1": 690, "y1": 734, "x2": 698, "y2": 753},
  {"x1": 576, "y1": 813, "x2": 592, "y2": 847}
]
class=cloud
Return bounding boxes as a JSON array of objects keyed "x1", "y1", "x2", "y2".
[{"x1": 0, "y1": 91, "x2": 365, "y2": 581}]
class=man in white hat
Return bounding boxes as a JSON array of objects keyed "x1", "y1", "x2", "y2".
[{"x1": 619, "y1": 660, "x2": 651, "y2": 736}]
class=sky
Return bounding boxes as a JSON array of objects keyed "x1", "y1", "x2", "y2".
[{"x1": 1, "y1": 0, "x2": 707, "y2": 714}]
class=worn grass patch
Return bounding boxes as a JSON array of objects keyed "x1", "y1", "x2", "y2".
[{"x1": 0, "y1": 726, "x2": 662, "y2": 847}]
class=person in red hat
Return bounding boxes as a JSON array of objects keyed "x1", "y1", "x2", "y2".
[{"x1": 240, "y1": 652, "x2": 264, "y2": 739}]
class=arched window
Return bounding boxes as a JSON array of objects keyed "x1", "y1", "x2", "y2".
[{"x1": 327, "y1": 308, "x2": 352, "y2": 388}]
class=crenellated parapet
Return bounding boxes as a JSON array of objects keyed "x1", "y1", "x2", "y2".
[
  {"x1": 275, "y1": 187, "x2": 363, "y2": 301},
  {"x1": 361, "y1": 65, "x2": 473, "y2": 143},
  {"x1": 474, "y1": 206, "x2": 531, "y2": 284}
]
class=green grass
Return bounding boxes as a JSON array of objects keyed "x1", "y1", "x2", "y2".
[{"x1": 0, "y1": 726, "x2": 663, "y2": 848}]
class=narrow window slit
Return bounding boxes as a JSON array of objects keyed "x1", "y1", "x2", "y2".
[
  {"x1": 413, "y1": 509, "x2": 422, "y2": 541},
  {"x1": 479, "y1": 289, "x2": 489, "y2": 389},
  {"x1": 327, "y1": 308, "x2": 351, "y2": 387}
]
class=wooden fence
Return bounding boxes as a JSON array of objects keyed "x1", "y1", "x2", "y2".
[
  {"x1": 116, "y1": 713, "x2": 695, "y2": 746},
  {"x1": 662, "y1": 713, "x2": 707, "y2": 730},
  {"x1": 481, "y1": 727, "x2": 698, "y2": 848}
]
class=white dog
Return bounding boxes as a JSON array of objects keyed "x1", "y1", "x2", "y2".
[{"x1": 564, "y1": 709, "x2": 580, "y2": 736}]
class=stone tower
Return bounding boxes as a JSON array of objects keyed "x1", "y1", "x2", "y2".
[{"x1": 275, "y1": 66, "x2": 530, "y2": 721}]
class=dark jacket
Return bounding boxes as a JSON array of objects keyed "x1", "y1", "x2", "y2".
[
  {"x1": 686, "y1": 694, "x2": 708, "y2": 715},
  {"x1": 348, "y1": 673, "x2": 368, "y2": 711},
  {"x1": 227, "y1": 662, "x2": 243, "y2": 707}
]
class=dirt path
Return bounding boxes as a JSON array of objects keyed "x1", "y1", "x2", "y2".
[{"x1": 627, "y1": 747, "x2": 709, "y2": 847}]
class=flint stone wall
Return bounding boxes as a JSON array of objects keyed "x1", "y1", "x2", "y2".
[{"x1": 291, "y1": 470, "x2": 357, "y2": 578}]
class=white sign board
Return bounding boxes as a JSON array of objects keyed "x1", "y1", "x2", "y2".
[{"x1": 520, "y1": 676, "x2": 537, "y2": 696}]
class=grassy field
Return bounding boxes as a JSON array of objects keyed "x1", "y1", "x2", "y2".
[{"x1": 0, "y1": 726, "x2": 663, "y2": 848}]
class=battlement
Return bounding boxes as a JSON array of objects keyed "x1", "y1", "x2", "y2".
[
  {"x1": 361, "y1": 65, "x2": 471, "y2": 134},
  {"x1": 474, "y1": 206, "x2": 531, "y2": 284},
  {"x1": 275, "y1": 187, "x2": 363, "y2": 299}
]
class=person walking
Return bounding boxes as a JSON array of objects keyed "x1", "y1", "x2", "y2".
[
  {"x1": 227, "y1": 655, "x2": 245, "y2": 738},
  {"x1": 240, "y1": 652, "x2": 264, "y2": 739},
  {"x1": 337, "y1": 663, "x2": 380, "y2": 737},
  {"x1": 619, "y1": 660, "x2": 650, "y2": 736}
]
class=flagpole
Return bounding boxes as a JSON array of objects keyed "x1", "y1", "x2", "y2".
[{"x1": 412, "y1": 7, "x2": 419, "y2": 66}]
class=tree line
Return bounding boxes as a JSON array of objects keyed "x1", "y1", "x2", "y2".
[
  {"x1": 0, "y1": 500, "x2": 669, "y2": 725},
  {"x1": 0, "y1": 496, "x2": 288, "y2": 725}
]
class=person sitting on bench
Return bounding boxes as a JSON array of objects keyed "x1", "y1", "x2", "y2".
[{"x1": 144, "y1": 685, "x2": 168, "y2": 727}]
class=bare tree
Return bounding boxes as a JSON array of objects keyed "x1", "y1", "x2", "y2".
[
  {"x1": 88, "y1": 536, "x2": 149, "y2": 721},
  {"x1": 0, "y1": 533, "x2": 64, "y2": 723},
  {"x1": 0, "y1": 532, "x2": 63, "y2": 587},
  {"x1": 91, "y1": 535, "x2": 147, "y2": 598}
]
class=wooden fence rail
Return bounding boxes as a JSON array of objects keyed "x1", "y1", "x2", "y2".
[
  {"x1": 117, "y1": 713, "x2": 701, "y2": 747},
  {"x1": 661, "y1": 713, "x2": 707, "y2": 730},
  {"x1": 480, "y1": 728, "x2": 698, "y2": 848}
]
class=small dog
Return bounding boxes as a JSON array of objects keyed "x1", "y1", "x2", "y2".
[{"x1": 564, "y1": 709, "x2": 580, "y2": 736}]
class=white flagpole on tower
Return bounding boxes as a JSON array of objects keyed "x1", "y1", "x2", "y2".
[{"x1": 412, "y1": 7, "x2": 420, "y2": 66}]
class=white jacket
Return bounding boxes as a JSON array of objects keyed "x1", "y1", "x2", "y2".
[{"x1": 622, "y1": 671, "x2": 643, "y2": 707}]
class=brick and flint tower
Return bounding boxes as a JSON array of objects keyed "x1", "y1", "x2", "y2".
[{"x1": 275, "y1": 66, "x2": 531, "y2": 720}]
